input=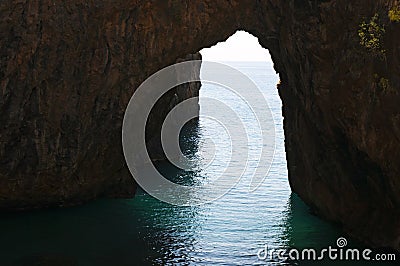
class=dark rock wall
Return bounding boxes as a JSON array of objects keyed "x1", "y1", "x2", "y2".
[
  {"x1": 146, "y1": 53, "x2": 202, "y2": 160},
  {"x1": 264, "y1": 1, "x2": 400, "y2": 249},
  {"x1": 1, "y1": 0, "x2": 400, "y2": 250}
]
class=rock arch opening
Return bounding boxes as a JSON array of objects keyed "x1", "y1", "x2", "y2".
[
  {"x1": 195, "y1": 30, "x2": 287, "y2": 192},
  {"x1": 0, "y1": 0, "x2": 399, "y2": 252}
]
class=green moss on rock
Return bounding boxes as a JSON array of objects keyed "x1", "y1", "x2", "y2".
[{"x1": 358, "y1": 14, "x2": 386, "y2": 56}]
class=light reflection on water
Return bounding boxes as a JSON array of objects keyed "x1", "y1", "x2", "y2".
[{"x1": 0, "y1": 62, "x2": 388, "y2": 266}]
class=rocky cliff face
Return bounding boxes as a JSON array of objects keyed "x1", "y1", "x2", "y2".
[
  {"x1": 146, "y1": 53, "x2": 202, "y2": 161},
  {"x1": 1, "y1": 0, "x2": 400, "y2": 250}
]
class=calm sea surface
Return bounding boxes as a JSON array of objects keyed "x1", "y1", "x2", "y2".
[{"x1": 0, "y1": 62, "x2": 393, "y2": 265}]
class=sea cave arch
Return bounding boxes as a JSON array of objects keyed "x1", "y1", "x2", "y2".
[{"x1": 0, "y1": 0, "x2": 399, "y2": 250}]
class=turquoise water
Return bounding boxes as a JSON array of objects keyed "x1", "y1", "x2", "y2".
[{"x1": 0, "y1": 62, "x2": 394, "y2": 265}]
